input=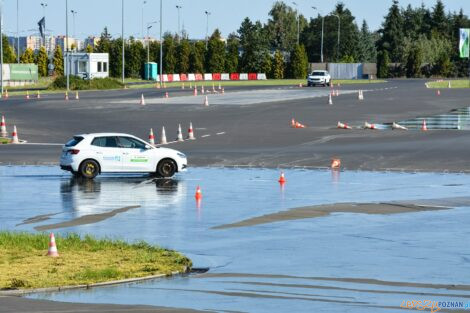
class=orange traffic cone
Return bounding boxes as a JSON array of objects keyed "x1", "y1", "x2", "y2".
[
  {"x1": 278, "y1": 172, "x2": 286, "y2": 183},
  {"x1": 193, "y1": 88, "x2": 198, "y2": 96},
  {"x1": 218, "y1": 83, "x2": 222, "y2": 90},
  {"x1": 176, "y1": 124, "x2": 184, "y2": 142},
  {"x1": 299, "y1": 83, "x2": 303, "y2": 88},
  {"x1": 328, "y1": 93, "x2": 333, "y2": 105},
  {"x1": 392, "y1": 122, "x2": 408, "y2": 130},
  {"x1": 221, "y1": 88, "x2": 225, "y2": 95},
  {"x1": 140, "y1": 94, "x2": 146, "y2": 105},
  {"x1": 47, "y1": 233, "x2": 59, "y2": 257},
  {"x1": 364, "y1": 122, "x2": 376, "y2": 130},
  {"x1": 337, "y1": 121, "x2": 352, "y2": 130},
  {"x1": 75, "y1": 91, "x2": 79, "y2": 100},
  {"x1": 26, "y1": 91, "x2": 30, "y2": 99},
  {"x1": 331, "y1": 158, "x2": 341, "y2": 169},
  {"x1": 149, "y1": 128, "x2": 155, "y2": 146},
  {"x1": 201, "y1": 85, "x2": 205, "y2": 94},
  {"x1": 65, "y1": 91, "x2": 69, "y2": 101},
  {"x1": 164, "y1": 92, "x2": 169, "y2": 99},
  {"x1": 436, "y1": 90, "x2": 441, "y2": 96},
  {"x1": 37, "y1": 90, "x2": 41, "y2": 99},
  {"x1": 4, "y1": 90, "x2": 8, "y2": 99},
  {"x1": 11, "y1": 125, "x2": 19, "y2": 144},
  {"x1": 1, "y1": 115, "x2": 7, "y2": 137},
  {"x1": 182, "y1": 82, "x2": 185, "y2": 90},
  {"x1": 295, "y1": 121, "x2": 306, "y2": 128},
  {"x1": 187, "y1": 122, "x2": 195, "y2": 140},
  {"x1": 160, "y1": 126, "x2": 167, "y2": 144},
  {"x1": 422, "y1": 119, "x2": 428, "y2": 131},
  {"x1": 291, "y1": 118, "x2": 296, "y2": 128},
  {"x1": 195, "y1": 186, "x2": 202, "y2": 200},
  {"x1": 204, "y1": 96, "x2": 209, "y2": 107}
]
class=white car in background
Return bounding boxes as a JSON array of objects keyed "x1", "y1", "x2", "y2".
[
  {"x1": 60, "y1": 133, "x2": 187, "y2": 179},
  {"x1": 307, "y1": 70, "x2": 331, "y2": 87}
]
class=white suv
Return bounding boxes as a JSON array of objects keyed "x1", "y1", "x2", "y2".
[
  {"x1": 60, "y1": 133, "x2": 187, "y2": 179},
  {"x1": 307, "y1": 70, "x2": 331, "y2": 87}
]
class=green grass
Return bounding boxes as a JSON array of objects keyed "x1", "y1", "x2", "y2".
[
  {"x1": 0, "y1": 232, "x2": 191, "y2": 290},
  {"x1": 128, "y1": 78, "x2": 385, "y2": 89},
  {"x1": 6, "y1": 77, "x2": 53, "y2": 90},
  {"x1": 428, "y1": 79, "x2": 470, "y2": 88},
  {"x1": 0, "y1": 138, "x2": 9, "y2": 144}
]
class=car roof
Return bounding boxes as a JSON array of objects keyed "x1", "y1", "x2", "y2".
[{"x1": 74, "y1": 133, "x2": 139, "y2": 138}]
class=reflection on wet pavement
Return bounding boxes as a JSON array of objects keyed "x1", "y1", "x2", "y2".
[{"x1": 1, "y1": 166, "x2": 470, "y2": 312}]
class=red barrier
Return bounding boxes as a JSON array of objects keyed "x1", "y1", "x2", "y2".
[
  {"x1": 248, "y1": 73, "x2": 257, "y2": 80},
  {"x1": 212, "y1": 73, "x2": 221, "y2": 81},
  {"x1": 167, "y1": 74, "x2": 173, "y2": 82},
  {"x1": 230, "y1": 73, "x2": 240, "y2": 81},
  {"x1": 195, "y1": 73, "x2": 203, "y2": 81},
  {"x1": 180, "y1": 74, "x2": 188, "y2": 81}
]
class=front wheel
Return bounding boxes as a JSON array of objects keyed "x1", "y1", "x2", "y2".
[
  {"x1": 156, "y1": 159, "x2": 177, "y2": 178},
  {"x1": 79, "y1": 160, "x2": 99, "y2": 179}
]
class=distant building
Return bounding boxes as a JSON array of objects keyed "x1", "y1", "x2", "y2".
[
  {"x1": 7, "y1": 36, "x2": 55, "y2": 55},
  {"x1": 56, "y1": 36, "x2": 77, "y2": 52},
  {"x1": 84, "y1": 36, "x2": 100, "y2": 50}
]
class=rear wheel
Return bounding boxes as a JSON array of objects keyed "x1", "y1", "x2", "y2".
[
  {"x1": 156, "y1": 159, "x2": 177, "y2": 178},
  {"x1": 79, "y1": 159, "x2": 99, "y2": 179}
]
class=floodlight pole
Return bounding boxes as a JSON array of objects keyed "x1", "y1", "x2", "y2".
[
  {"x1": 1, "y1": 1, "x2": 3, "y2": 96},
  {"x1": 159, "y1": 0, "x2": 163, "y2": 88},
  {"x1": 66, "y1": 0, "x2": 69, "y2": 91},
  {"x1": 122, "y1": 0, "x2": 125, "y2": 84}
]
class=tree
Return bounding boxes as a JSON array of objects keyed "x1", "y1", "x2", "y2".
[
  {"x1": 176, "y1": 39, "x2": 191, "y2": 73},
  {"x1": 35, "y1": 46, "x2": 48, "y2": 77},
  {"x1": 108, "y1": 38, "x2": 123, "y2": 78},
  {"x1": 95, "y1": 27, "x2": 112, "y2": 53},
  {"x1": 162, "y1": 33, "x2": 176, "y2": 73},
  {"x1": 20, "y1": 48, "x2": 35, "y2": 63},
  {"x1": 206, "y1": 29, "x2": 225, "y2": 73},
  {"x1": 225, "y1": 33, "x2": 239, "y2": 73},
  {"x1": 288, "y1": 44, "x2": 308, "y2": 78},
  {"x1": 260, "y1": 51, "x2": 272, "y2": 77},
  {"x1": 331, "y1": 3, "x2": 361, "y2": 62},
  {"x1": 431, "y1": 0, "x2": 449, "y2": 38},
  {"x1": 378, "y1": 0, "x2": 405, "y2": 62},
  {"x1": 377, "y1": 50, "x2": 390, "y2": 78},
  {"x1": 272, "y1": 50, "x2": 285, "y2": 79},
  {"x1": 189, "y1": 41, "x2": 205, "y2": 73},
  {"x1": 125, "y1": 38, "x2": 145, "y2": 78},
  {"x1": 266, "y1": 1, "x2": 299, "y2": 51},
  {"x1": 406, "y1": 44, "x2": 423, "y2": 77},
  {"x1": 433, "y1": 52, "x2": 452, "y2": 77},
  {"x1": 86, "y1": 44, "x2": 93, "y2": 53},
  {"x1": 52, "y1": 46, "x2": 64, "y2": 76},
  {"x1": 2, "y1": 35, "x2": 16, "y2": 63},
  {"x1": 238, "y1": 18, "x2": 270, "y2": 72},
  {"x1": 357, "y1": 20, "x2": 377, "y2": 62}
]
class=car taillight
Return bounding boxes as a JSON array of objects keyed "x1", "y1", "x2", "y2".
[{"x1": 69, "y1": 149, "x2": 80, "y2": 155}]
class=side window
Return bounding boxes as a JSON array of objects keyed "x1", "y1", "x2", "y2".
[
  {"x1": 118, "y1": 137, "x2": 146, "y2": 149},
  {"x1": 103, "y1": 62, "x2": 108, "y2": 72},
  {"x1": 91, "y1": 137, "x2": 106, "y2": 147},
  {"x1": 104, "y1": 136, "x2": 119, "y2": 148},
  {"x1": 97, "y1": 62, "x2": 102, "y2": 72}
]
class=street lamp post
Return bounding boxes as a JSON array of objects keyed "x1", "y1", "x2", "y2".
[
  {"x1": 141, "y1": 1, "x2": 146, "y2": 38},
  {"x1": 16, "y1": 0, "x2": 19, "y2": 63},
  {"x1": 204, "y1": 10, "x2": 211, "y2": 49},
  {"x1": 176, "y1": 5, "x2": 182, "y2": 39},
  {"x1": 40, "y1": 2, "x2": 47, "y2": 48},
  {"x1": 146, "y1": 21, "x2": 158, "y2": 80},
  {"x1": 312, "y1": 6, "x2": 324, "y2": 63},
  {"x1": 1, "y1": 1, "x2": 4, "y2": 96},
  {"x1": 65, "y1": 0, "x2": 69, "y2": 91},
  {"x1": 122, "y1": 0, "x2": 125, "y2": 84},
  {"x1": 159, "y1": 0, "x2": 163, "y2": 88},
  {"x1": 293, "y1": 2, "x2": 299, "y2": 45},
  {"x1": 332, "y1": 14, "x2": 340, "y2": 60},
  {"x1": 71, "y1": 10, "x2": 77, "y2": 39}
]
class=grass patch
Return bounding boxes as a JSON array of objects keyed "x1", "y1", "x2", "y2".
[
  {"x1": 0, "y1": 232, "x2": 191, "y2": 290},
  {"x1": 6, "y1": 77, "x2": 53, "y2": 90},
  {"x1": 428, "y1": 79, "x2": 470, "y2": 88},
  {"x1": 0, "y1": 137, "x2": 9, "y2": 144},
  {"x1": 129, "y1": 78, "x2": 384, "y2": 89},
  {"x1": 49, "y1": 76, "x2": 124, "y2": 91}
]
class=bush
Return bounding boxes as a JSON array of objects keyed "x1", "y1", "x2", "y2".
[{"x1": 49, "y1": 76, "x2": 123, "y2": 90}]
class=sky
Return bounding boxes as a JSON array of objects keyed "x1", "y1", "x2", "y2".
[{"x1": 2, "y1": 0, "x2": 470, "y2": 40}]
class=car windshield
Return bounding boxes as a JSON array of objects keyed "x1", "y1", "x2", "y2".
[
  {"x1": 312, "y1": 71, "x2": 325, "y2": 76},
  {"x1": 118, "y1": 137, "x2": 147, "y2": 149},
  {"x1": 65, "y1": 136, "x2": 84, "y2": 147}
]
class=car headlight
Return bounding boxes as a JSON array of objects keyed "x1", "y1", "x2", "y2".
[{"x1": 177, "y1": 152, "x2": 186, "y2": 159}]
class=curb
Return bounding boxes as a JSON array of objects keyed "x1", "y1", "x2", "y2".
[{"x1": 0, "y1": 268, "x2": 187, "y2": 296}]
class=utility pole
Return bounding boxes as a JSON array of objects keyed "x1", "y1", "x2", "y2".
[
  {"x1": 16, "y1": 0, "x2": 19, "y2": 63},
  {"x1": 312, "y1": 7, "x2": 324, "y2": 63},
  {"x1": 176, "y1": 5, "x2": 182, "y2": 39},
  {"x1": 66, "y1": 0, "x2": 69, "y2": 91},
  {"x1": 293, "y1": 2, "x2": 299, "y2": 45},
  {"x1": 1, "y1": 1, "x2": 3, "y2": 96},
  {"x1": 204, "y1": 11, "x2": 211, "y2": 49},
  {"x1": 146, "y1": 21, "x2": 157, "y2": 80},
  {"x1": 122, "y1": 0, "x2": 125, "y2": 84},
  {"x1": 159, "y1": 0, "x2": 163, "y2": 88}
]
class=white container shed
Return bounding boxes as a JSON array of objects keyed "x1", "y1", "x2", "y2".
[{"x1": 66, "y1": 53, "x2": 109, "y2": 80}]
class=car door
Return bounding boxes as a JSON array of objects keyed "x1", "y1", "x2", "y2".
[
  {"x1": 117, "y1": 136, "x2": 155, "y2": 172},
  {"x1": 90, "y1": 136, "x2": 123, "y2": 172}
]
